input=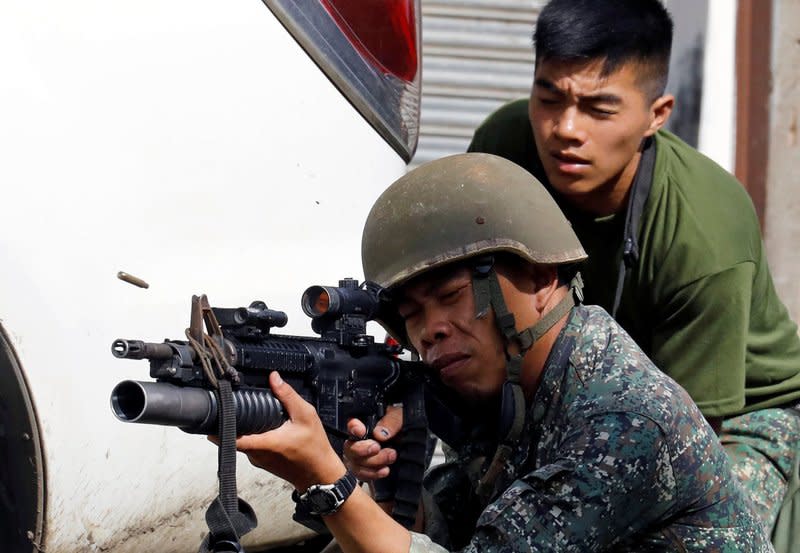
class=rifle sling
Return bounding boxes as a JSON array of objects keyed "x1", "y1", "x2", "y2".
[
  {"x1": 198, "y1": 380, "x2": 257, "y2": 553},
  {"x1": 612, "y1": 137, "x2": 656, "y2": 318}
]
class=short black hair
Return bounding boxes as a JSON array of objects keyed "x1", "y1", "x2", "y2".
[{"x1": 534, "y1": 0, "x2": 673, "y2": 99}]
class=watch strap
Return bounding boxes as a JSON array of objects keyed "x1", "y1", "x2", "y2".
[{"x1": 292, "y1": 471, "x2": 358, "y2": 516}]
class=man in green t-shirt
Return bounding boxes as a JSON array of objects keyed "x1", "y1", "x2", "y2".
[{"x1": 467, "y1": 0, "x2": 800, "y2": 550}]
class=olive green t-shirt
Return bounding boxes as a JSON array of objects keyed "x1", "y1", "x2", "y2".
[{"x1": 468, "y1": 98, "x2": 800, "y2": 417}]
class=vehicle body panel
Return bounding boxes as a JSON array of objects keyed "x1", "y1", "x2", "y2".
[{"x1": 0, "y1": 1, "x2": 408, "y2": 550}]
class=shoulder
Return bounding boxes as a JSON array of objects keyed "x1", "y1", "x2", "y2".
[
  {"x1": 642, "y1": 131, "x2": 762, "y2": 286},
  {"x1": 653, "y1": 130, "x2": 754, "y2": 210},
  {"x1": 563, "y1": 309, "x2": 742, "y2": 483},
  {"x1": 565, "y1": 306, "x2": 697, "y2": 424},
  {"x1": 468, "y1": 98, "x2": 540, "y2": 175},
  {"x1": 567, "y1": 305, "x2": 654, "y2": 374},
  {"x1": 472, "y1": 98, "x2": 530, "y2": 133}
]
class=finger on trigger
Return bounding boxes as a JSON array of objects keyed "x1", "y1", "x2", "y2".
[
  {"x1": 347, "y1": 418, "x2": 368, "y2": 441},
  {"x1": 347, "y1": 439, "x2": 379, "y2": 458}
]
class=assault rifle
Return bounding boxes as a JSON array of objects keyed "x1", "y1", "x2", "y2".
[
  {"x1": 110, "y1": 278, "x2": 419, "y2": 441},
  {"x1": 110, "y1": 278, "x2": 430, "y2": 551}
]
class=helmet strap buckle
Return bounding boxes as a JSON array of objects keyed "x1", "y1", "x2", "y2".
[{"x1": 471, "y1": 256, "x2": 496, "y2": 320}]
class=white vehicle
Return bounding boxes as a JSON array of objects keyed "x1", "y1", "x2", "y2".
[{"x1": 0, "y1": 1, "x2": 420, "y2": 551}]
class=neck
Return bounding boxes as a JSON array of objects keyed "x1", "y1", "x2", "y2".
[
  {"x1": 567, "y1": 150, "x2": 642, "y2": 217},
  {"x1": 520, "y1": 287, "x2": 572, "y2": 402}
]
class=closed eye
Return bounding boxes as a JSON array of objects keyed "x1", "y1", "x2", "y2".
[
  {"x1": 438, "y1": 283, "x2": 468, "y2": 304},
  {"x1": 397, "y1": 303, "x2": 420, "y2": 321},
  {"x1": 535, "y1": 95, "x2": 560, "y2": 106},
  {"x1": 582, "y1": 95, "x2": 621, "y2": 117},
  {"x1": 590, "y1": 106, "x2": 616, "y2": 116}
]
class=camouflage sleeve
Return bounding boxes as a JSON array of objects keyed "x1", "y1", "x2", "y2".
[{"x1": 454, "y1": 412, "x2": 678, "y2": 552}]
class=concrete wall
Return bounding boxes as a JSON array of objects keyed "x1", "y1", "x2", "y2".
[
  {"x1": 698, "y1": 0, "x2": 737, "y2": 172},
  {"x1": 664, "y1": 0, "x2": 708, "y2": 148},
  {"x1": 764, "y1": 0, "x2": 800, "y2": 321}
]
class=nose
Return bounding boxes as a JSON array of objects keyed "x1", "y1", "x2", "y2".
[
  {"x1": 553, "y1": 106, "x2": 586, "y2": 143},
  {"x1": 418, "y1": 307, "x2": 452, "y2": 348}
]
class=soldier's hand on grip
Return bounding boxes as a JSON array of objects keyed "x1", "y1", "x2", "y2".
[{"x1": 343, "y1": 405, "x2": 403, "y2": 482}]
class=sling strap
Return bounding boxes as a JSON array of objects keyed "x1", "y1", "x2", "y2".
[
  {"x1": 187, "y1": 295, "x2": 257, "y2": 553},
  {"x1": 612, "y1": 137, "x2": 656, "y2": 317},
  {"x1": 470, "y1": 259, "x2": 583, "y2": 500}
]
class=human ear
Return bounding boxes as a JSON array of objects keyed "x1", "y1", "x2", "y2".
[
  {"x1": 529, "y1": 265, "x2": 559, "y2": 313},
  {"x1": 644, "y1": 94, "x2": 674, "y2": 137}
]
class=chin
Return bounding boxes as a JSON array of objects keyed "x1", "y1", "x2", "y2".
[
  {"x1": 548, "y1": 179, "x2": 596, "y2": 198},
  {"x1": 452, "y1": 384, "x2": 496, "y2": 406}
]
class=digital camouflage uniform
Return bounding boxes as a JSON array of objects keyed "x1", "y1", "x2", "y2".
[
  {"x1": 468, "y1": 98, "x2": 800, "y2": 550},
  {"x1": 722, "y1": 407, "x2": 800, "y2": 552},
  {"x1": 407, "y1": 305, "x2": 772, "y2": 552}
]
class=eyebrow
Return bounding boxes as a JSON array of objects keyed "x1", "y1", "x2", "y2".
[
  {"x1": 534, "y1": 78, "x2": 623, "y2": 105},
  {"x1": 397, "y1": 277, "x2": 445, "y2": 306},
  {"x1": 534, "y1": 77, "x2": 560, "y2": 93},
  {"x1": 397, "y1": 271, "x2": 470, "y2": 306}
]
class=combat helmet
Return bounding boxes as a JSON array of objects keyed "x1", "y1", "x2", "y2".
[
  {"x1": 364, "y1": 152, "x2": 585, "y2": 285},
  {"x1": 362, "y1": 151, "x2": 586, "y2": 341},
  {"x1": 361, "y1": 152, "x2": 586, "y2": 499}
]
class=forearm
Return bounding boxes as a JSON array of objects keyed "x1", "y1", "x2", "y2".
[
  {"x1": 370, "y1": 484, "x2": 426, "y2": 533},
  {"x1": 235, "y1": 375, "x2": 419, "y2": 551},
  {"x1": 324, "y1": 487, "x2": 412, "y2": 553},
  {"x1": 375, "y1": 502, "x2": 424, "y2": 533}
]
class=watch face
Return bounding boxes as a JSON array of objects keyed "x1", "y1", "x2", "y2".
[{"x1": 308, "y1": 490, "x2": 338, "y2": 513}]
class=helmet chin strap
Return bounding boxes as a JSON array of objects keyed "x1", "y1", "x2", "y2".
[{"x1": 470, "y1": 256, "x2": 583, "y2": 501}]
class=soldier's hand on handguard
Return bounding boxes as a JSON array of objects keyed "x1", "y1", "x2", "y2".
[
  {"x1": 343, "y1": 405, "x2": 403, "y2": 482},
  {"x1": 232, "y1": 371, "x2": 346, "y2": 492}
]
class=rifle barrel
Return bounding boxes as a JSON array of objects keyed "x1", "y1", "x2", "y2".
[{"x1": 111, "y1": 339, "x2": 176, "y2": 360}]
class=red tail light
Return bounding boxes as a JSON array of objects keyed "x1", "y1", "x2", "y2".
[
  {"x1": 261, "y1": 0, "x2": 420, "y2": 162},
  {"x1": 321, "y1": 0, "x2": 418, "y2": 82}
]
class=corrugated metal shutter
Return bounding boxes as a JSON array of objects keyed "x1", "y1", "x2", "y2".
[
  {"x1": 414, "y1": 1, "x2": 546, "y2": 467},
  {"x1": 411, "y1": 0, "x2": 546, "y2": 168}
]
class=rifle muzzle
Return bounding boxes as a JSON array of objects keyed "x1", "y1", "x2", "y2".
[{"x1": 111, "y1": 339, "x2": 176, "y2": 360}]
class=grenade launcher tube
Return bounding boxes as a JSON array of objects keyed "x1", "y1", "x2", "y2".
[{"x1": 110, "y1": 380, "x2": 285, "y2": 435}]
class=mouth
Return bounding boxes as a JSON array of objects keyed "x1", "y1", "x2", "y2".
[
  {"x1": 429, "y1": 352, "x2": 470, "y2": 383},
  {"x1": 550, "y1": 150, "x2": 591, "y2": 174}
]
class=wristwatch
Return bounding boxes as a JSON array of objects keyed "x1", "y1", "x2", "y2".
[{"x1": 292, "y1": 471, "x2": 358, "y2": 516}]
